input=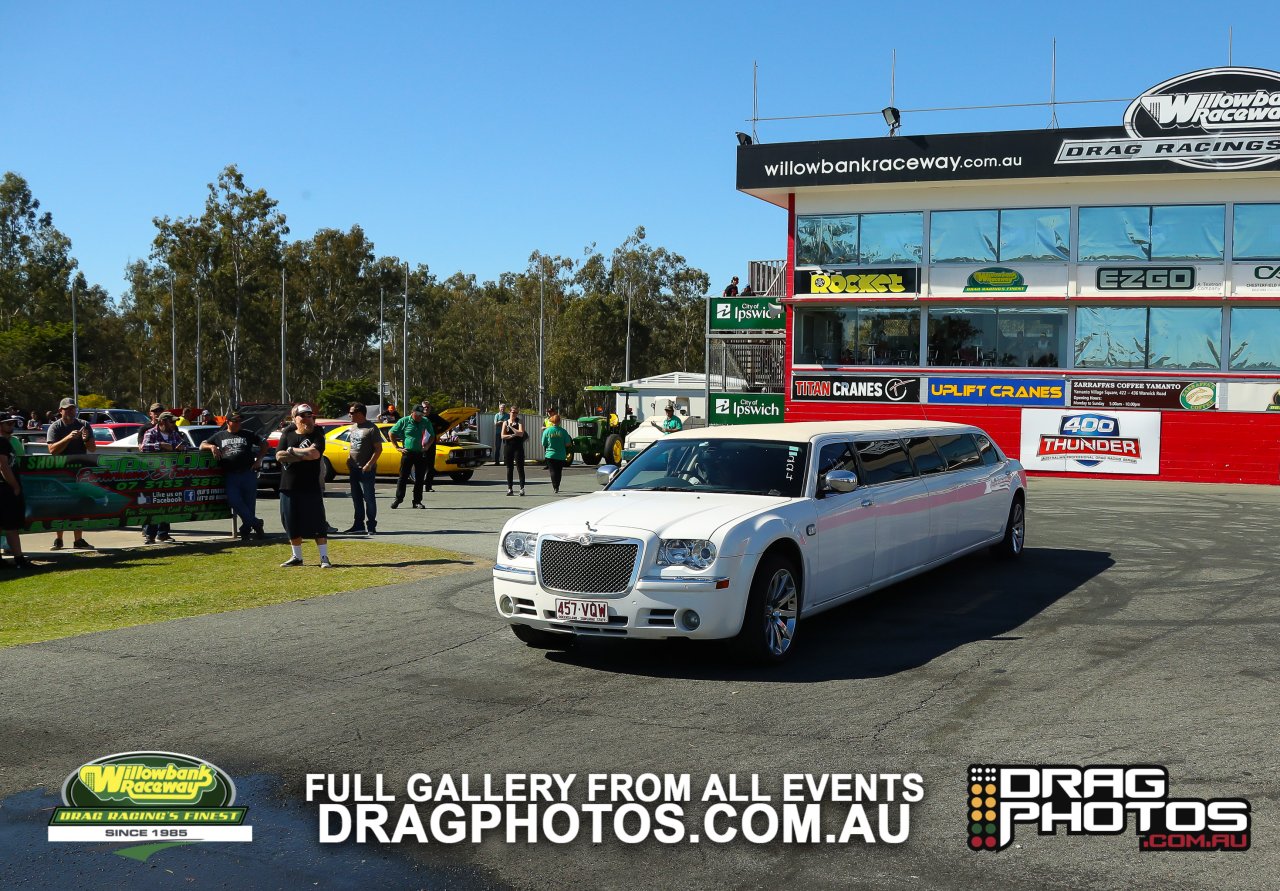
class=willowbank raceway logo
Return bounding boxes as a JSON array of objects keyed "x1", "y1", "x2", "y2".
[
  {"x1": 48, "y1": 752, "x2": 252, "y2": 849},
  {"x1": 967, "y1": 765, "x2": 1250, "y2": 852}
]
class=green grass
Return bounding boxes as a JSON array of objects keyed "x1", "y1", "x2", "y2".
[{"x1": 0, "y1": 540, "x2": 483, "y2": 648}]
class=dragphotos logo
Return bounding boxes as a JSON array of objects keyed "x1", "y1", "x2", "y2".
[{"x1": 967, "y1": 764, "x2": 1250, "y2": 853}]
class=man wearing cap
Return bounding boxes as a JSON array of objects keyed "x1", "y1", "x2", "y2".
[
  {"x1": 202, "y1": 411, "x2": 266, "y2": 541},
  {"x1": 342, "y1": 402, "x2": 383, "y2": 535},
  {"x1": 276, "y1": 404, "x2": 331, "y2": 567},
  {"x1": 661, "y1": 403, "x2": 683, "y2": 433},
  {"x1": 388, "y1": 402, "x2": 433, "y2": 509},
  {"x1": 140, "y1": 412, "x2": 186, "y2": 544},
  {"x1": 45, "y1": 397, "x2": 95, "y2": 550},
  {"x1": 136, "y1": 402, "x2": 165, "y2": 450}
]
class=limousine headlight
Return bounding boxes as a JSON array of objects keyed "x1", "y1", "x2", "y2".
[
  {"x1": 658, "y1": 539, "x2": 717, "y2": 570},
  {"x1": 502, "y1": 531, "x2": 536, "y2": 559}
]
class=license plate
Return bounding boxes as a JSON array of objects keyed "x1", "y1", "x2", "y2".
[{"x1": 555, "y1": 598, "x2": 610, "y2": 623}]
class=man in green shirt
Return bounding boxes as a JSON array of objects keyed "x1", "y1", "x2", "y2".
[
  {"x1": 389, "y1": 404, "x2": 433, "y2": 509},
  {"x1": 661, "y1": 404, "x2": 683, "y2": 433}
]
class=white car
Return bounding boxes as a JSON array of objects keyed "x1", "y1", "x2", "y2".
[
  {"x1": 494, "y1": 420, "x2": 1026, "y2": 663},
  {"x1": 100, "y1": 425, "x2": 223, "y2": 451}
]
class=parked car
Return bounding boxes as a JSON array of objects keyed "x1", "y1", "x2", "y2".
[
  {"x1": 494, "y1": 420, "x2": 1026, "y2": 664},
  {"x1": 255, "y1": 419, "x2": 351, "y2": 493},
  {"x1": 77, "y1": 408, "x2": 150, "y2": 425},
  {"x1": 319, "y1": 409, "x2": 491, "y2": 483},
  {"x1": 91, "y1": 423, "x2": 144, "y2": 444},
  {"x1": 102, "y1": 425, "x2": 223, "y2": 451}
]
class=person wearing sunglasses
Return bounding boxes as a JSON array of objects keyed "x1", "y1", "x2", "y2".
[{"x1": 276, "y1": 404, "x2": 332, "y2": 568}]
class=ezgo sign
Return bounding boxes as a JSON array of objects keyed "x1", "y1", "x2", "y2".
[
  {"x1": 710, "y1": 393, "x2": 785, "y2": 425},
  {"x1": 709, "y1": 296, "x2": 783, "y2": 332}
]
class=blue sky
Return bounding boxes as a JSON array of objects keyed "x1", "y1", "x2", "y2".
[{"x1": 1, "y1": 1, "x2": 1273, "y2": 301}]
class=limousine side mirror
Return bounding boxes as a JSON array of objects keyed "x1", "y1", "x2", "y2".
[
  {"x1": 597, "y1": 465, "x2": 618, "y2": 487},
  {"x1": 823, "y1": 470, "x2": 858, "y2": 494}
]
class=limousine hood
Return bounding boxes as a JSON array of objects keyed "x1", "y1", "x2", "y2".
[{"x1": 517, "y1": 490, "x2": 788, "y2": 546}]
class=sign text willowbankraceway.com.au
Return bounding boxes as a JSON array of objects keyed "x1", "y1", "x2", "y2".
[{"x1": 308, "y1": 772, "x2": 923, "y2": 845}]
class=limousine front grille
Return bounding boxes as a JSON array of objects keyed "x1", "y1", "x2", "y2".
[{"x1": 538, "y1": 539, "x2": 638, "y2": 595}]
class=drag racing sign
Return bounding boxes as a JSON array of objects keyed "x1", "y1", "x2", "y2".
[{"x1": 1019, "y1": 409, "x2": 1161, "y2": 475}]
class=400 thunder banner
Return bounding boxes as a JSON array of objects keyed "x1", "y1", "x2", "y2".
[{"x1": 15, "y1": 453, "x2": 230, "y2": 532}]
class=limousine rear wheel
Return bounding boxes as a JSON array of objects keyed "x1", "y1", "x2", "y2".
[
  {"x1": 994, "y1": 497, "x2": 1025, "y2": 559},
  {"x1": 510, "y1": 623, "x2": 575, "y2": 650},
  {"x1": 733, "y1": 554, "x2": 801, "y2": 664}
]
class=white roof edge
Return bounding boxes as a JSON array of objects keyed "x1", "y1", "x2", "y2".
[{"x1": 664, "y1": 419, "x2": 977, "y2": 442}]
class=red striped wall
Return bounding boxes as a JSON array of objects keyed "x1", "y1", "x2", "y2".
[{"x1": 783, "y1": 399, "x2": 1280, "y2": 485}]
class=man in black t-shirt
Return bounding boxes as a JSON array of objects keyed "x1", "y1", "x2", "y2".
[
  {"x1": 275, "y1": 404, "x2": 331, "y2": 567},
  {"x1": 45, "y1": 397, "x2": 95, "y2": 550},
  {"x1": 202, "y1": 411, "x2": 265, "y2": 541}
]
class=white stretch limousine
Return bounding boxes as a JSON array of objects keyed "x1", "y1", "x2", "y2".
[{"x1": 493, "y1": 421, "x2": 1026, "y2": 663}]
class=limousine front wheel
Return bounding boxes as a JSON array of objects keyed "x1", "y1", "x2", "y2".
[
  {"x1": 994, "y1": 497, "x2": 1025, "y2": 559},
  {"x1": 733, "y1": 554, "x2": 801, "y2": 664}
]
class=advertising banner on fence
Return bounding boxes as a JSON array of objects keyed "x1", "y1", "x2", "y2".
[
  {"x1": 1020, "y1": 409, "x2": 1162, "y2": 475},
  {"x1": 927, "y1": 377, "x2": 1066, "y2": 407},
  {"x1": 792, "y1": 375, "x2": 921, "y2": 403},
  {"x1": 708, "y1": 296, "x2": 784, "y2": 332},
  {"x1": 709, "y1": 393, "x2": 785, "y2": 425},
  {"x1": 15, "y1": 452, "x2": 229, "y2": 532},
  {"x1": 1076, "y1": 265, "x2": 1225, "y2": 297},
  {"x1": 1071, "y1": 379, "x2": 1217, "y2": 410}
]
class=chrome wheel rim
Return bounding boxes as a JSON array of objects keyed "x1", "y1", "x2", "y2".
[
  {"x1": 1011, "y1": 503, "x2": 1025, "y2": 553},
  {"x1": 763, "y1": 569, "x2": 798, "y2": 656}
]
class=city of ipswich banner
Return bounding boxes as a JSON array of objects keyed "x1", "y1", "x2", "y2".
[{"x1": 15, "y1": 452, "x2": 230, "y2": 533}]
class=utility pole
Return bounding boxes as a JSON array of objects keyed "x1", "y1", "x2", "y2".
[
  {"x1": 538, "y1": 264, "x2": 545, "y2": 417},
  {"x1": 169, "y1": 273, "x2": 178, "y2": 408},
  {"x1": 280, "y1": 268, "x2": 287, "y2": 402},
  {"x1": 624, "y1": 279, "x2": 633, "y2": 383},
  {"x1": 378, "y1": 286, "x2": 385, "y2": 412},
  {"x1": 195, "y1": 267, "x2": 203, "y2": 408},
  {"x1": 71, "y1": 279, "x2": 80, "y2": 405},
  {"x1": 402, "y1": 264, "x2": 409, "y2": 408}
]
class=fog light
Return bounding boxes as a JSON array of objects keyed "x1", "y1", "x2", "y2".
[
  {"x1": 498, "y1": 595, "x2": 514, "y2": 616},
  {"x1": 681, "y1": 610, "x2": 701, "y2": 631}
]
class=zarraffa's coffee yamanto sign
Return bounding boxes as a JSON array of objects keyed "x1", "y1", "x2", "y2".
[{"x1": 737, "y1": 67, "x2": 1280, "y2": 188}]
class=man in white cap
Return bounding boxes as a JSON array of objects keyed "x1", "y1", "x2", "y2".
[
  {"x1": 276, "y1": 404, "x2": 331, "y2": 567},
  {"x1": 45, "y1": 397, "x2": 95, "y2": 550}
]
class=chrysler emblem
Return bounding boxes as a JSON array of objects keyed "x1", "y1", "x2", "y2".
[{"x1": 574, "y1": 533, "x2": 595, "y2": 547}]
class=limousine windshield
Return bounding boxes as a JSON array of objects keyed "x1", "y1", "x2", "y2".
[{"x1": 608, "y1": 438, "x2": 810, "y2": 498}]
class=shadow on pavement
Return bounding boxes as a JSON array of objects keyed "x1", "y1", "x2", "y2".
[{"x1": 545, "y1": 547, "x2": 1113, "y2": 683}]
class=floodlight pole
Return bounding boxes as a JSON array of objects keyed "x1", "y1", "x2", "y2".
[
  {"x1": 624, "y1": 279, "x2": 633, "y2": 383},
  {"x1": 402, "y1": 264, "x2": 409, "y2": 408},
  {"x1": 538, "y1": 264, "x2": 545, "y2": 418},
  {"x1": 169, "y1": 272, "x2": 178, "y2": 408},
  {"x1": 378, "y1": 286, "x2": 385, "y2": 411},
  {"x1": 280, "y1": 268, "x2": 287, "y2": 402},
  {"x1": 71, "y1": 279, "x2": 80, "y2": 405}
]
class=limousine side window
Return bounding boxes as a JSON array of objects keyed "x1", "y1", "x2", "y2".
[
  {"x1": 904, "y1": 436, "x2": 945, "y2": 475},
  {"x1": 974, "y1": 433, "x2": 1000, "y2": 466},
  {"x1": 854, "y1": 439, "x2": 916, "y2": 485},
  {"x1": 934, "y1": 433, "x2": 982, "y2": 470},
  {"x1": 816, "y1": 442, "x2": 859, "y2": 494}
]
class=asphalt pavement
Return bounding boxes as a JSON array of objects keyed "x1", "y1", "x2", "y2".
[{"x1": 1, "y1": 466, "x2": 1277, "y2": 890}]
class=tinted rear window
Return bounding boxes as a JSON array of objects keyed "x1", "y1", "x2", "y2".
[
  {"x1": 905, "y1": 436, "x2": 945, "y2": 475},
  {"x1": 855, "y1": 439, "x2": 915, "y2": 485},
  {"x1": 934, "y1": 433, "x2": 982, "y2": 471},
  {"x1": 975, "y1": 433, "x2": 999, "y2": 466}
]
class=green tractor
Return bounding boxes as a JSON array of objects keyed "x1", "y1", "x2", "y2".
[{"x1": 571, "y1": 385, "x2": 641, "y2": 466}]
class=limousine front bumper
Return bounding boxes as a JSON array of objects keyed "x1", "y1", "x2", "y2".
[{"x1": 493, "y1": 554, "x2": 754, "y2": 640}]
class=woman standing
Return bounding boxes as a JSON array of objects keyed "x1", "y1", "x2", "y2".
[
  {"x1": 0, "y1": 415, "x2": 32, "y2": 569},
  {"x1": 541, "y1": 409, "x2": 572, "y2": 495},
  {"x1": 501, "y1": 406, "x2": 527, "y2": 496}
]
